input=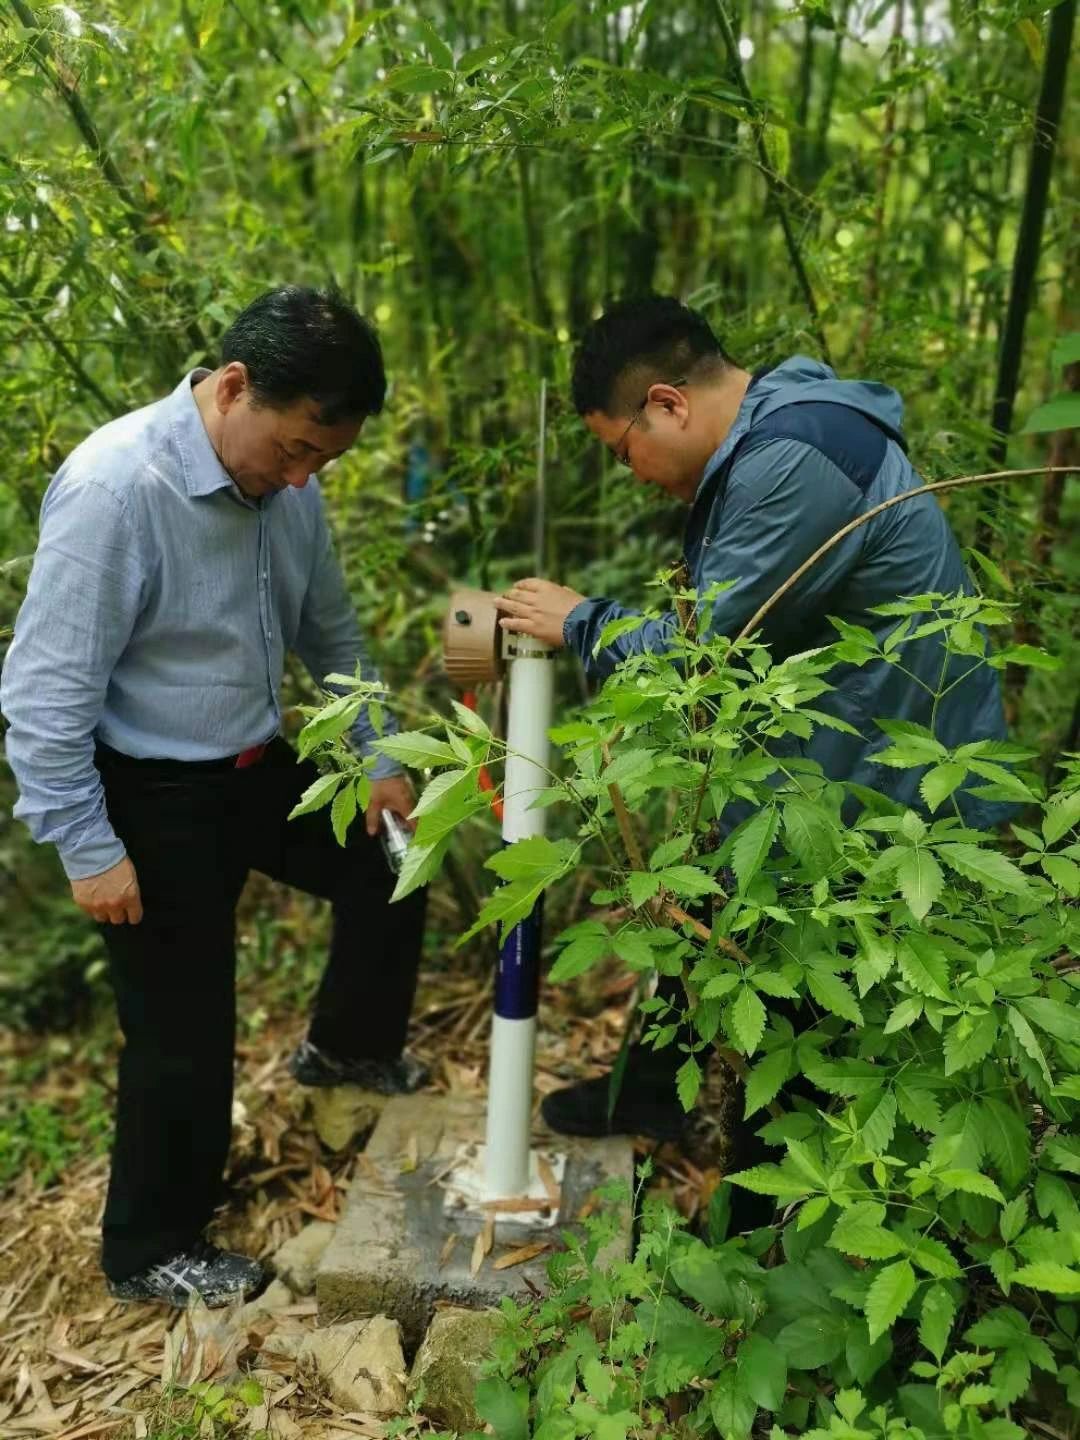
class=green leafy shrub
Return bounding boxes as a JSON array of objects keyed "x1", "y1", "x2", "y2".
[{"x1": 298, "y1": 590, "x2": 1079, "y2": 1434}]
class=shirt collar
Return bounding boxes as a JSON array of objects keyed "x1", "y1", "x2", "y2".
[{"x1": 168, "y1": 369, "x2": 240, "y2": 499}]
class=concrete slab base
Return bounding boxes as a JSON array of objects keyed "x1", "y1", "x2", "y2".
[{"x1": 316, "y1": 1094, "x2": 634, "y2": 1351}]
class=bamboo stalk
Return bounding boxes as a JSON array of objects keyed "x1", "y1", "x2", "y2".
[
  {"x1": 979, "y1": 0, "x2": 1077, "y2": 550},
  {"x1": 706, "y1": 0, "x2": 831, "y2": 365},
  {"x1": 855, "y1": 0, "x2": 905, "y2": 365}
]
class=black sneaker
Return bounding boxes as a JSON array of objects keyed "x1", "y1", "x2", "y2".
[
  {"x1": 107, "y1": 1241, "x2": 266, "y2": 1308},
  {"x1": 541, "y1": 1050, "x2": 686, "y2": 1143},
  {"x1": 287, "y1": 1039, "x2": 430, "y2": 1093}
]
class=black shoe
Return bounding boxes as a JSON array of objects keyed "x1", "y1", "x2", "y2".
[
  {"x1": 288, "y1": 1039, "x2": 430, "y2": 1093},
  {"x1": 107, "y1": 1241, "x2": 266, "y2": 1308},
  {"x1": 541, "y1": 1051, "x2": 686, "y2": 1142}
]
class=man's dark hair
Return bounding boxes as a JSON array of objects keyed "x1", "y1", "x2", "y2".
[
  {"x1": 571, "y1": 295, "x2": 733, "y2": 417},
  {"x1": 220, "y1": 285, "x2": 386, "y2": 424}
]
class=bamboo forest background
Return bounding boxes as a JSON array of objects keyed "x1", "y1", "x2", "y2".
[{"x1": 0, "y1": 0, "x2": 1076, "y2": 1010}]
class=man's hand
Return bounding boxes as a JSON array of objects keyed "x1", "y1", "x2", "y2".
[
  {"x1": 365, "y1": 774, "x2": 417, "y2": 837},
  {"x1": 71, "y1": 856, "x2": 143, "y2": 925},
  {"x1": 497, "y1": 578, "x2": 585, "y2": 647}
]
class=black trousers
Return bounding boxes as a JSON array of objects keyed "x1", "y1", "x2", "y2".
[{"x1": 95, "y1": 738, "x2": 426, "y2": 1280}]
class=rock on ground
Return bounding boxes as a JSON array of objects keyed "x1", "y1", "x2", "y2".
[
  {"x1": 238, "y1": 1277, "x2": 295, "y2": 1327},
  {"x1": 298, "y1": 1315, "x2": 407, "y2": 1415},
  {"x1": 409, "y1": 1305, "x2": 503, "y2": 1432},
  {"x1": 308, "y1": 1087, "x2": 386, "y2": 1151},
  {"x1": 273, "y1": 1222, "x2": 335, "y2": 1295}
]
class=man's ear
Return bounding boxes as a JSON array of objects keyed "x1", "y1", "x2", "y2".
[
  {"x1": 647, "y1": 382, "x2": 689, "y2": 418},
  {"x1": 217, "y1": 361, "x2": 249, "y2": 412}
]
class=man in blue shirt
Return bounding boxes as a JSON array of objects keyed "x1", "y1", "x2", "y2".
[
  {"x1": 498, "y1": 296, "x2": 1011, "y2": 1208},
  {"x1": 1, "y1": 286, "x2": 426, "y2": 1305}
]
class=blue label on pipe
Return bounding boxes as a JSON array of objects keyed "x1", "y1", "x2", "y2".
[{"x1": 494, "y1": 892, "x2": 544, "y2": 1020}]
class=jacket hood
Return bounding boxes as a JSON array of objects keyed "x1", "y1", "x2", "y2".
[
  {"x1": 748, "y1": 355, "x2": 906, "y2": 441},
  {"x1": 701, "y1": 355, "x2": 907, "y2": 492}
]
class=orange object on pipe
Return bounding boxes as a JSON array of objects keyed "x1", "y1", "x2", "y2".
[{"x1": 461, "y1": 690, "x2": 504, "y2": 822}]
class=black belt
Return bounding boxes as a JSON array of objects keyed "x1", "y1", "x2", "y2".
[{"x1": 95, "y1": 740, "x2": 272, "y2": 774}]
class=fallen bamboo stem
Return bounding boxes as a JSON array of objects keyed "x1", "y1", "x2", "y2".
[{"x1": 734, "y1": 466, "x2": 1080, "y2": 645}]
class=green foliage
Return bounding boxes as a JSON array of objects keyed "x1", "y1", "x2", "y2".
[
  {"x1": 302, "y1": 590, "x2": 1080, "y2": 1432},
  {"x1": 1, "y1": 0, "x2": 1076, "y2": 1021},
  {"x1": 0, "y1": 1080, "x2": 111, "y2": 1187},
  {"x1": 133, "y1": 1378, "x2": 269, "y2": 1440}
]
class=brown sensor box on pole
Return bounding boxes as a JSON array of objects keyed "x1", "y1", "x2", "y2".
[{"x1": 442, "y1": 587, "x2": 504, "y2": 687}]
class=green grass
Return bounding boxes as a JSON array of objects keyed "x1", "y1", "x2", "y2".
[{"x1": 0, "y1": 1078, "x2": 112, "y2": 1188}]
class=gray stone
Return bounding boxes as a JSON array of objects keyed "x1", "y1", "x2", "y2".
[
  {"x1": 317, "y1": 1094, "x2": 634, "y2": 1353},
  {"x1": 237, "y1": 1277, "x2": 294, "y2": 1329},
  {"x1": 410, "y1": 1306, "x2": 503, "y2": 1432},
  {"x1": 309, "y1": 1087, "x2": 386, "y2": 1151},
  {"x1": 257, "y1": 1328, "x2": 304, "y2": 1362},
  {"x1": 298, "y1": 1315, "x2": 407, "y2": 1415},
  {"x1": 273, "y1": 1222, "x2": 335, "y2": 1295}
]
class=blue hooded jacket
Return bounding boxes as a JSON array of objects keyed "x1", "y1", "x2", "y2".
[{"x1": 563, "y1": 357, "x2": 1013, "y2": 829}]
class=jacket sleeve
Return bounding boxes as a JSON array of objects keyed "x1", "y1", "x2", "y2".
[
  {"x1": 293, "y1": 488, "x2": 403, "y2": 780},
  {"x1": 563, "y1": 601, "x2": 679, "y2": 681},
  {"x1": 0, "y1": 480, "x2": 145, "y2": 879}
]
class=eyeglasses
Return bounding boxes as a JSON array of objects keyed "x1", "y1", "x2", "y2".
[{"x1": 611, "y1": 377, "x2": 689, "y2": 468}]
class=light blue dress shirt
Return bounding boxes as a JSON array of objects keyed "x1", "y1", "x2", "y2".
[{"x1": 1, "y1": 370, "x2": 400, "y2": 881}]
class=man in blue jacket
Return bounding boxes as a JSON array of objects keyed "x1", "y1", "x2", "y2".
[{"x1": 498, "y1": 294, "x2": 1011, "y2": 1153}]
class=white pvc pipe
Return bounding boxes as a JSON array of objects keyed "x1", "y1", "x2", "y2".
[
  {"x1": 501, "y1": 641, "x2": 554, "y2": 841},
  {"x1": 483, "y1": 634, "x2": 554, "y2": 1198},
  {"x1": 484, "y1": 1015, "x2": 538, "y2": 1198}
]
